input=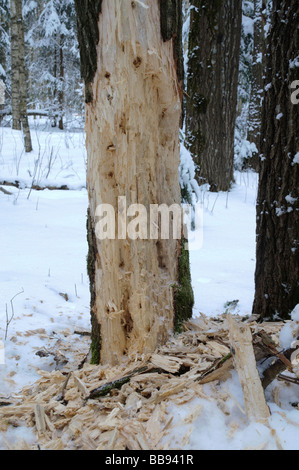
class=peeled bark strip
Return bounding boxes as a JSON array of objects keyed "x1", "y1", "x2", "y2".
[
  {"x1": 228, "y1": 315, "x2": 270, "y2": 423},
  {"x1": 76, "y1": 0, "x2": 193, "y2": 365}
]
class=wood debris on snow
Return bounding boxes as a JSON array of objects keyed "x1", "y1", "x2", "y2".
[{"x1": 0, "y1": 315, "x2": 292, "y2": 450}]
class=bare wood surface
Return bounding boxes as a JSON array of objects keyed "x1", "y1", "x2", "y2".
[{"x1": 228, "y1": 314, "x2": 270, "y2": 423}]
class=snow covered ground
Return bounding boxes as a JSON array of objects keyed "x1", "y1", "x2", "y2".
[
  {"x1": 191, "y1": 170, "x2": 258, "y2": 319},
  {"x1": 0, "y1": 124, "x2": 90, "y2": 399},
  {"x1": 0, "y1": 125, "x2": 298, "y2": 450}
]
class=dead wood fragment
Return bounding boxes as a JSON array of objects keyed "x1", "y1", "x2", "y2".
[
  {"x1": 260, "y1": 336, "x2": 299, "y2": 390},
  {"x1": 228, "y1": 315, "x2": 270, "y2": 423},
  {"x1": 34, "y1": 404, "x2": 47, "y2": 437},
  {"x1": 0, "y1": 399, "x2": 15, "y2": 407},
  {"x1": 0, "y1": 315, "x2": 288, "y2": 450},
  {"x1": 88, "y1": 366, "x2": 149, "y2": 399},
  {"x1": 0, "y1": 180, "x2": 74, "y2": 192},
  {"x1": 0, "y1": 186, "x2": 12, "y2": 195},
  {"x1": 198, "y1": 355, "x2": 234, "y2": 385},
  {"x1": 259, "y1": 332, "x2": 293, "y2": 371}
]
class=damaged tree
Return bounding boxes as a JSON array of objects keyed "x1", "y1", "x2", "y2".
[{"x1": 75, "y1": 0, "x2": 194, "y2": 365}]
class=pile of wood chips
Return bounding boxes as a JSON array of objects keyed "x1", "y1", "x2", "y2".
[{"x1": 0, "y1": 314, "x2": 288, "y2": 450}]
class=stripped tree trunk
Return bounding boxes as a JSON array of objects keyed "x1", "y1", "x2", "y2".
[
  {"x1": 253, "y1": 0, "x2": 299, "y2": 320},
  {"x1": 185, "y1": 0, "x2": 242, "y2": 192},
  {"x1": 75, "y1": 0, "x2": 194, "y2": 365},
  {"x1": 10, "y1": 0, "x2": 32, "y2": 152}
]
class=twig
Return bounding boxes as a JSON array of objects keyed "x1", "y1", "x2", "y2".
[
  {"x1": 277, "y1": 374, "x2": 299, "y2": 386},
  {"x1": 88, "y1": 366, "x2": 149, "y2": 399},
  {"x1": 56, "y1": 372, "x2": 72, "y2": 402},
  {"x1": 0, "y1": 186, "x2": 12, "y2": 195},
  {"x1": 5, "y1": 289, "x2": 24, "y2": 340}
]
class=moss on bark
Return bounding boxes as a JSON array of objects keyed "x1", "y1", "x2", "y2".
[
  {"x1": 87, "y1": 209, "x2": 101, "y2": 364},
  {"x1": 174, "y1": 239, "x2": 194, "y2": 332}
]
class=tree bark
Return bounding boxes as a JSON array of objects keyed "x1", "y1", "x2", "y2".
[
  {"x1": 185, "y1": 0, "x2": 242, "y2": 192},
  {"x1": 10, "y1": 0, "x2": 32, "y2": 152},
  {"x1": 75, "y1": 0, "x2": 193, "y2": 365},
  {"x1": 10, "y1": 0, "x2": 21, "y2": 130},
  {"x1": 253, "y1": 0, "x2": 299, "y2": 320},
  {"x1": 247, "y1": 0, "x2": 267, "y2": 170},
  {"x1": 58, "y1": 35, "x2": 64, "y2": 131}
]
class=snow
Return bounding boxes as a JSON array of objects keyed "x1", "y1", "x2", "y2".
[
  {"x1": 0, "y1": 126, "x2": 299, "y2": 450},
  {"x1": 285, "y1": 194, "x2": 297, "y2": 205},
  {"x1": 0, "y1": 123, "x2": 86, "y2": 190},
  {"x1": 0, "y1": 185, "x2": 90, "y2": 396},
  {"x1": 293, "y1": 152, "x2": 299, "y2": 165},
  {"x1": 190, "y1": 170, "x2": 258, "y2": 318},
  {"x1": 291, "y1": 305, "x2": 299, "y2": 322},
  {"x1": 279, "y1": 305, "x2": 299, "y2": 350},
  {"x1": 242, "y1": 14, "x2": 254, "y2": 37}
]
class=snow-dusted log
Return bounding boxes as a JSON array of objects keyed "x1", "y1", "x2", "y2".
[
  {"x1": 75, "y1": 0, "x2": 193, "y2": 365},
  {"x1": 228, "y1": 315, "x2": 270, "y2": 423}
]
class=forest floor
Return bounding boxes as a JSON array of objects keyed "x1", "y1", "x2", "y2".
[{"x1": 0, "y1": 123, "x2": 298, "y2": 450}]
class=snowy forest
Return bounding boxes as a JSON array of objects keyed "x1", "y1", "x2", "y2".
[{"x1": 0, "y1": 0, "x2": 298, "y2": 452}]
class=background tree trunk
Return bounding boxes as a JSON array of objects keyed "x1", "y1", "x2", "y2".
[
  {"x1": 58, "y1": 34, "x2": 64, "y2": 131},
  {"x1": 253, "y1": 0, "x2": 299, "y2": 320},
  {"x1": 185, "y1": 0, "x2": 242, "y2": 192},
  {"x1": 75, "y1": 0, "x2": 193, "y2": 365},
  {"x1": 11, "y1": 0, "x2": 21, "y2": 130},
  {"x1": 10, "y1": 0, "x2": 32, "y2": 152},
  {"x1": 247, "y1": 0, "x2": 266, "y2": 170}
]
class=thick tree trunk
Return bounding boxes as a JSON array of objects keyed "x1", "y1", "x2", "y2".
[
  {"x1": 75, "y1": 0, "x2": 193, "y2": 365},
  {"x1": 10, "y1": 0, "x2": 32, "y2": 152},
  {"x1": 185, "y1": 0, "x2": 242, "y2": 192},
  {"x1": 253, "y1": 0, "x2": 299, "y2": 320},
  {"x1": 247, "y1": 0, "x2": 266, "y2": 171}
]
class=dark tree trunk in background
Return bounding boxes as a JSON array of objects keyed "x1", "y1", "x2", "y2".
[
  {"x1": 185, "y1": 0, "x2": 242, "y2": 192},
  {"x1": 247, "y1": 0, "x2": 267, "y2": 170},
  {"x1": 253, "y1": 0, "x2": 299, "y2": 320},
  {"x1": 75, "y1": 0, "x2": 193, "y2": 365}
]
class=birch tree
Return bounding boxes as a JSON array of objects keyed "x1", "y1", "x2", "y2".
[
  {"x1": 24, "y1": 0, "x2": 82, "y2": 126},
  {"x1": 10, "y1": 0, "x2": 32, "y2": 152}
]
